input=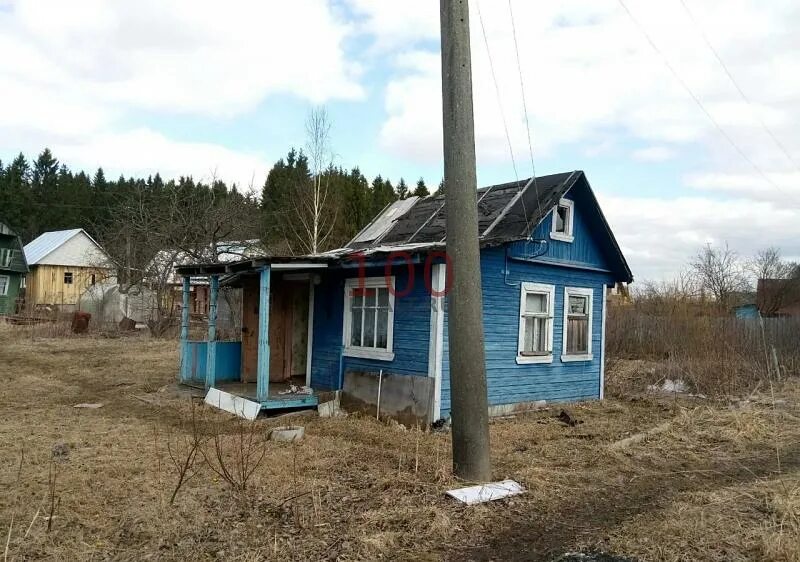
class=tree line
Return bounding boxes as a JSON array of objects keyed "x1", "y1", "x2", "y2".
[{"x1": 0, "y1": 145, "x2": 433, "y2": 258}]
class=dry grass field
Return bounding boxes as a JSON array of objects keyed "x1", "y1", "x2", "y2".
[{"x1": 1, "y1": 323, "x2": 799, "y2": 561}]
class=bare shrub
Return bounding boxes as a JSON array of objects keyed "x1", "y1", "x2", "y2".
[
  {"x1": 198, "y1": 414, "x2": 269, "y2": 494},
  {"x1": 606, "y1": 302, "x2": 800, "y2": 396}
]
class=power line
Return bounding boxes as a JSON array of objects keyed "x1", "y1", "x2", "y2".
[
  {"x1": 506, "y1": 0, "x2": 545, "y2": 228},
  {"x1": 475, "y1": 0, "x2": 520, "y2": 189},
  {"x1": 617, "y1": 0, "x2": 798, "y2": 203},
  {"x1": 678, "y1": 0, "x2": 800, "y2": 173}
]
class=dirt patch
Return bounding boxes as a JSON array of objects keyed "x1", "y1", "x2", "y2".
[{"x1": 1, "y1": 327, "x2": 798, "y2": 561}]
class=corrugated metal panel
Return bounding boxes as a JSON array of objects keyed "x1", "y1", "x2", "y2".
[{"x1": 24, "y1": 229, "x2": 83, "y2": 265}]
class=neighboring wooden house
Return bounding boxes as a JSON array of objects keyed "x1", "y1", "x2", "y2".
[
  {"x1": 0, "y1": 221, "x2": 29, "y2": 315},
  {"x1": 176, "y1": 171, "x2": 632, "y2": 424},
  {"x1": 23, "y1": 229, "x2": 114, "y2": 310}
]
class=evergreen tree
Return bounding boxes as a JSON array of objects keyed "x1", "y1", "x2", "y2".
[
  {"x1": 412, "y1": 177, "x2": 429, "y2": 198},
  {"x1": 396, "y1": 178, "x2": 409, "y2": 199}
]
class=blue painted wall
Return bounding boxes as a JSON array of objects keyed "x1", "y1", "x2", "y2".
[
  {"x1": 184, "y1": 341, "x2": 242, "y2": 384},
  {"x1": 310, "y1": 263, "x2": 432, "y2": 390},
  {"x1": 440, "y1": 247, "x2": 614, "y2": 417},
  {"x1": 517, "y1": 188, "x2": 609, "y2": 270}
]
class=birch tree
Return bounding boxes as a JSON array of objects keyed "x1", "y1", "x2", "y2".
[{"x1": 285, "y1": 107, "x2": 337, "y2": 254}]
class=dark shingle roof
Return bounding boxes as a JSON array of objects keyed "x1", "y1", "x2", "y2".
[{"x1": 352, "y1": 171, "x2": 580, "y2": 248}]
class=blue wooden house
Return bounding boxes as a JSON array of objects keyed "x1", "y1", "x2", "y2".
[{"x1": 176, "y1": 171, "x2": 632, "y2": 423}]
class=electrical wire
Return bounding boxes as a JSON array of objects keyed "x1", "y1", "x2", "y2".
[
  {"x1": 507, "y1": 0, "x2": 545, "y2": 234},
  {"x1": 618, "y1": 0, "x2": 799, "y2": 204},
  {"x1": 475, "y1": 0, "x2": 520, "y2": 192},
  {"x1": 678, "y1": 0, "x2": 800, "y2": 173}
]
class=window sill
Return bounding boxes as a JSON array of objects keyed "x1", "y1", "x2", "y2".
[
  {"x1": 344, "y1": 347, "x2": 395, "y2": 361},
  {"x1": 516, "y1": 354, "x2": 553, "y2": 365},
  {"x1": 550, "y1": 233, "x2": 574, "y2": 243},
  {"x1": 561, "y1": 354, "x2": 593, "y2": 362}
]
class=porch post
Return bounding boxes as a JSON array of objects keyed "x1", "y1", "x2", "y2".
[
  {"x1": 205, "y1": 274, "x2": 219, "y2": 389},
  {"x1": 179, "y1": 276, "x2": 191, "y2": 383},
  {"x1": 256, "y1": 266, "x2": 271, "y2": 402}
]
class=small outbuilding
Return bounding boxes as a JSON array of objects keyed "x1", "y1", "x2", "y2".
[
  {"x1": 176, "y1": 171, "x2": 633, "y2": 424},
  {"x1": 23, "y1": 229, "x2": 114, "y2": 311}
]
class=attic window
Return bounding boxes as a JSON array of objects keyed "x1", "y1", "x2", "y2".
[
  {"x1": 64, "y1": 272, "x2": 73, "y2": 285},
  {"x1": 551, "y1": 199, "x2": 574, "y2": 243}
]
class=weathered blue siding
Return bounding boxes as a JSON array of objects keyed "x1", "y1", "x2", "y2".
[
  {"x1": 440, "y1": 246, "x2": 613, "y2": 418},
  {"x1": 184, "y1": 341, "x2": 241, "y2": 384},
  {"x1": 310, "y1": 263, "x2": 431, "y2": 390}
]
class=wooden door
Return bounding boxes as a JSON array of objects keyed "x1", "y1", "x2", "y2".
[
  {"x1": 241, "y1": 277, "x2": 259, "y2": 382},
  {"x1": 240, "y1": 276, "x2": 309, "y2": 384}
]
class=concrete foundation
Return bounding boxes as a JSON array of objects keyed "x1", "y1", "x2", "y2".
[{"x1": 341, "y1": 370, "x2": 434, "y2": 428}]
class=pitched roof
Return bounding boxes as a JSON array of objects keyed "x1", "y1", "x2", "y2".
[
  {"x1": 23, "y1": 228, "x2": 107, "y2": 266},
  {"x1": 347, "y1": 170, "x2": 632, "y2": 283},
  {"x1": 349, "y1": 171, "x2": 578, "y2": 248}
]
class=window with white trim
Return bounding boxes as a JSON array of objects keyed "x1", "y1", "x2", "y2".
[
  {"x1": 562, "y1": 287, "x2": 593, "y2": 361},
  {"x1": 0, "y1": 249, "x2": 13, "y2": 268},
  {"x1": 550, "y1": 198, "x2": 574, "y2": 242},
  {"x1": 0, "y1": 275, "x2": 9, "y2": 296},
  {"x1": 343, "y1": 277, "x2": 395, "y2": 361},
  {"x1": 517, "y1": 282, "x2": 555, "y2": 364}
]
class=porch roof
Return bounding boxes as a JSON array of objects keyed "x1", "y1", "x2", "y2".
[{"x1": 174, "y1": 242, "x2": 444, "y2": 277}]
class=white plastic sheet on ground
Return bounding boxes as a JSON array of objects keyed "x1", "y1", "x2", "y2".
[{"x1": 446, "y1": 479, "x2": 525, "y2": 505}]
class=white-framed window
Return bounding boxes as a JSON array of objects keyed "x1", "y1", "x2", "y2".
[
  {"x1": 0, "y1": 249, "x2": 13, "y2": 268},
  {"x1": 550, "y1": 198, "x2": 574, "y2": 242},
  {"x1": 19, "y1": 275, "x2": 26, "y2": 289},
  {"x1": 343, "y1": 276, "x2": 395, "y2": 361},
  {"x1": 517, "y1": 282, "x2": 555, "y2": 364},
  {"x1": 562, "y1": 287, "x2": 593, "y2": 361},
  {"x1": 0, "y1": 275, "x2": 9, "y2": 296}
]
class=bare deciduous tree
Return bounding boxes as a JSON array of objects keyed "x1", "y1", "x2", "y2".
[
  {"x1": 284, "y1": 107, "x2": 338, "y2": 254},
  {"x1": 748, "y1": 247, "x2": 800, "y2": 316},
  {"x1": 95, "y1": 176, "x2": 261, "y2": 335},
  {"x1": 689, "y1": 242, "x2": 750, "y2": 309}
]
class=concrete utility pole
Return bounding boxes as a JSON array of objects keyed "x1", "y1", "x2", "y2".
[{"x1": 440, "y1": 0, "x2": 491, "y2": 481}]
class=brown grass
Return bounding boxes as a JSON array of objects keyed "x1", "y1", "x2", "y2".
[{"x1": 1, "y1": 322, "x2": 799, "y2": 561}]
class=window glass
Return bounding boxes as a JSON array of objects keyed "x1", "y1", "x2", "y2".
[
  {"x1": 526, "y1": 293, "x2": 547, "y2": 314},
  {"x1": 64, "y1": 272, "x2": 73, "y2": 284},
  {"x1": 555, "y1": 205, "x2": 568, "y2": 233},
  {"x1": 566, "y1": 294, "x2": 589, "y2": 354},
  {"x1": 346, "y1": 281, "x2": 393, "y2": 352},
  {"x1": 0, "y1": 275, "x2": 8, "y2": 296},
  {"x1": 520, "y1": 288, "x2": 552, "y2": 356}
]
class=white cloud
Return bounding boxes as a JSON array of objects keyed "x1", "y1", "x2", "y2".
[
  {"x1": 631, "y1": 146, "x2": 676, "y2": 162},
  {"x1": 353, "y1": 0, "x2": 800, "y2": 279},
  {"x1": 600, "y1": 194, "x2": 800, "y2": 280},
  {"x1": 363, "y1": 0, "x2": 800, "y2": 176},
  {"x1": 0, "y1": 0, "x2": 363, "y2": 188},
  {"x1": 1, "y1": 0, "x2": 363, "y2": 118},
  {"x1": 55, "y1": 128, "x2": 270, "y2": 191}
]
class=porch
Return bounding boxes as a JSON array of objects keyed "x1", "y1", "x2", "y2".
[{"x1": 177, "y1": 258, "x2": 329, "y2": 412}]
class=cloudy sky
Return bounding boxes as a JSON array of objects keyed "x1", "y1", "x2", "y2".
[{"x1": 1, "y1": 0, "x2": 799, "y2": 280}]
